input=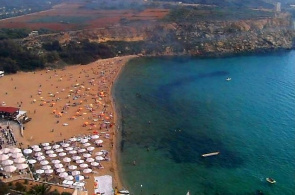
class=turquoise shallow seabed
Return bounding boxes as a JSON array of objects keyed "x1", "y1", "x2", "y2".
[{"x1": 113, "y1": 51, "x2": 295, "y2": 195}]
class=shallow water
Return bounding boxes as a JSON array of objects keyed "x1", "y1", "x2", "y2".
[{"x1": 114, "y1": 52, "x2": 295, "y2": 195}]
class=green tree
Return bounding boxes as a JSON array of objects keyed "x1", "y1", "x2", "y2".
[
  {"x1": 27, "y1": 184, "x2": 52, "y2": 195},
  {"x1": 0, "y1": 180, "x2": 9, "y2": 195}
]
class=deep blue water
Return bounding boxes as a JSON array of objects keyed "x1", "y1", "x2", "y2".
[{"x1": 113, "y1": 51, "x2": 295, "y2": 195}]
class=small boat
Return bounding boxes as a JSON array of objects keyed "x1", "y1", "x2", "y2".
[
  {"x1": 266, "y1": 177, "x2": 276, "y2": 184},
  {"x1": 202, "y1": 152, "x2": 220, "y2": 157},
  {"x1": 186, "y1": 190, "x2": 190, "y2": 195},
  {"x1": 226, "y1": 77, "x2": 231, "y2": 81},
  {"x1": 118, "y1": 189, "x2": 130, "y2": 194}
]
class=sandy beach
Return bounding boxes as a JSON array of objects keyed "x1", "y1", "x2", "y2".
[{"x1": 0, "y1": 55, "x2": 136, "y2": 194}]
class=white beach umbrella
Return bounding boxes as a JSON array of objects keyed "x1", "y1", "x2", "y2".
[
  {"x1": 49, "y1": 153, "x2": 57, "y2": 158},
  {"x1": 91, "y1": 162, "x2": 100, "y2": 167},
  {"x1": 65, "y1": 175, "x2": 74, "y2": 181},
  {"x1": 76, "y1": 159, "x2": 84, "y2": 164},
  {"x1": 87, "y1": 147, "x2": 95, "y2": 151},
  {"x1": 56, "y1": 168, "x2": 65, "y2": 173},
  {"x1": 95, "y1": 151, "x2": 103, "y2": 156},
  {"x1": 56, "y1": 148, "x2": 64, "y2": 153},
  {"x1": 59, "y1": 152, "x2": 66, "y2": 157},
  {"x1": 40, "y1": 160, "x2": 49, "y2": 165},
  {"x1": 33, "y1": 147, "x2": 41, "y2": 152},
  {"x1": 83, "y1": 153, "x2": 91, "y2": 158},
  {"x1": 80, "y1": 139, "x2": 88, "y2": 143},
  {"x1": 83, "y1": 143, "x2": 91, "y2": 147},
  {"x1": 16, "y1": 163, "x2": 28, "y2": 170},
  {"x1": 63, "y1": 157, "x2": 71, "y2": 163},
  {"x1": 10, "y1": 148, "x2": 22, "y2": 153},
  {"x1": 35, "y1": 152, "x2": 43, "y2": 157},
  {"x1": 72, "y1": 156, "x2": 81, "y2": 161},
  {"x1": 23, "y1": 149, "x2": 33, "y2": 154},
  {"x1": 52, "y1": 145, "x2": 60, "y2": 149},
  {"x1": 83, "y1": 168, "x2": 92, "y2": 174},
  {"x1": 61, "y1": 143, "x2": 70, "y2": 148},
  {"x1": 52, "y1": 159, "x2": 61, "y2": 164},
  {"x1": 95, "y1": 140, "x2": 103, "y2": 144},
  {"x1": 31, "y1": 145, "x2": 40, "y2": 149},
  {"x1": 46, "y1": 150, "x2": 54, "y2": 154},
  {"x1": 45, "y1": 169, "x2": 53, "y2": 174},
  {"x1": 44, "y1": 146, "x2": 52, "y2": 150},
  {"x1": 14, "y1": 157, "x2": 26, "y2": 163},
  {"x1": 79, "y1": 163, "x2": 88, "y2": 168},
  {"x1": 2, "y1": 159, "x2": 13, "y2": 166},
  {"x1": 86, "y1": 158, "x2": 94, "y2": 163},
  {"x1": 0, "y1": 154, "x2": 9, "y2": 161},
  {"x1": 42, "y1": 143, "x2": 50, "y2": 146},
  {"x1": 71, "y1": 170, "x2": 80, "y2": 176},
  {"x1": 4, "y1": 165, "x2": 17, "y2": 173},
  {"x1": 42, "y1": 165, "x2": 52, "y2": 170},
  {"x1": 12, "y1": 153, "x2": 23, "y2": 159},
  {"x1": 78, "y1": 149, "x2": 86, "y2": 153},
  {"x1": 2, "y1": 148, "x2": 11, "y2": 153},
  {"x1": 69, "y1": 150, "x2": 77, "y2": 154},
  {"x1": 59, "y1": 172, "x2": 68, "y2": 178},
  {"x1": 95, "y1": 156, "x2": 104, "y2": 161},
  {"x1": 0, "y1": 150, "x2": 3, "y2": 155},
  {"x1": 63, "y1": 180, "x2": 73, "y2": 185},
  {"x1": 65, "y1": 147, "x2": 73, "y2": 151},
  {"x1": 28, "y1": 159, "x2": 37, "y2": 164},
  {"x1": 76, "y1": 175, "x2": 85, "y2": 181},
  {"x1": 91, "y1": 135, "x2": 99, "y2": 139},
  {"x1": 36, "y1": 169, "x2": 45, "y2": 174},
  {"x1": 69, "y1": 165, "x2": 77, "y2": 170},
  {"x1": 37, "y1": 156, "x2": 45, "y2": 161},
  {"x1": 69, "y1": 137, "x2": 77, "y2": 142},
  {"x1": 54, "y1": 163, "x2": 63, "y2": 169}
]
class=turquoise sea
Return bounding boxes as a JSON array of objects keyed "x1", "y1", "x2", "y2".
[{"x1": 113, "y1": 51, "x2": 295, "y2": 195}]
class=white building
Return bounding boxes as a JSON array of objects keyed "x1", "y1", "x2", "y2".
[
  {"x1": 276, "y1": 2, "x2": 281, "y2": 12},
  {"x1": 0, "y1": 70, "x2": 4, "y2": 77}
]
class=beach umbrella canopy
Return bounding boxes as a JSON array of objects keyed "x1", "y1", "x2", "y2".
[
  {"x1": 28, "y1": 159, "x2": 37, "y2": 164},
  {"x1": 45, "y1": 169, "x2": 53, "y2": 174},
  {"x1": 52, "y1": 145, "x2": 60, "y2": 149},
  {"x1": 59, "y1": 172, "x2": 68, "y2": 178},
  {"x1": 0, "y1": 150, "x2": 3, "y2": 155},
  {"x1": 65, "y1": 147, "x2": 73, "y2": 151},
  {"x1": 91, "y1": 162, "x2": 100, "y2": 167},
  {"x1": 4, "y1": 165, "x2": 17, "y2": 173},
  {"x1": 61, "y1": 143, "x2": 70, "y2": 148},
  {"x1": 69, "y1": 165, "x2": 77, "y2": 170},
  {"x1": 76, "y1": 159, "x2": 84, "y2": 164},
  {"x1": 57, "y1": 168, "x2": 65, "y2": 173},
  {"x1": 95, "y1": 152, "x2": 103, "y2": 156},
  {"x1": 31, "y1": 145, "x2": 40, "y2": 149},
  {"x1": 80, "y1": 139, "x2": 88, "y2": 144},
  {"x1": 63, "y1": 157, "x2": 71, "y2": 163},
  {"x1": 49, "y1": 153, "x2": 57, "y2": 158},
  {"x1": 40, "y1": 160, "x2": 49, "y2": 165},
  {"x1": 42, "y1": 165, "x2": 52, "y2": 170},
  {"x1": 35, "y1": 152, "x2": 43, "y2": 157},
  {"x1": 10, "y1": 148, "x2": 22, "y2": 153},
  {"x1": 0, "y1": 154, "x2": 9, "y2": 161},
  {"x1": 91, "y1": 135, "x2": 100, "y2": 139},
  {"x1": 78, "y1": 149, "x2": 86, "y2": 153},
  {"x1": 83, "y1": 168, "x2": 92, "y2": 174},
  {"x1": 2, "y1": 159, "x2": 13, "y2": 166},
  {"x1": 56, "y1": 148, "x2": 64, "y2": 153},
  {"x1": 65, "y1": 175, "x2": 74, "y2": 181},
  {"x1": 23, "y1": 149, "x2": 33, "y2": 154},
  {"x1": 69, "y1": 137, "x2": 77, "y2": 142},
  {"x1": 95, "y1": 156, "x2": 104, "y2": 161},
  {"x1": 42, "y1": 143, "x2": 50, "y2": 146},
  {"x1": 54, "y1": 164, "x2": 63, "y2": 169},
  {"x1": 69, "y1": 150, "x2": 77, "y2": 154},
  {"x1": 37, "y1": 156, "x2": 45, "y2": 161},
  {"x1": 36, "y1": 169, "x2": 45, "y2": 174},
  {"x1": 79, "y1": 163, "x2": 88, "y2": 168},
  {"x1": 72, "y1": 156, "x2": 81, "y2": 161},
  {"x1": 12, "y1": 153, "x2": 23, "y2": 159},
  {"x1": 83, "y1": 153, "x2": 91, "y2": 158},
  {"x1": 46, "y1": 150, "x2": 54, "y2": 154},
  {"x1": 59, "y1": 152, "x2": 66, "y2": 157},
  {"x1": 83, "y1": 143, "x2": 91, "y2": 147},
  {"x1": 86, "y1": 158, "x2": 94, "y2": 163},
  {"x1": 52, "y1": 159, "x2": 61, "y2": 164},
  {"x1": 14, "y1": 158, "x2": 26, "y2": 163},
  {"x1": 16, "y1": 163, "x2": 28, "y2": 170},
  {"x1": 44, "y1": 146, "x2": 52, "y2": 150},
  {"x1": 71, "y1": 171, "x2": 80, "y2": 176},
  {"x1": 2, "y1": 148, "x2": 11, "y2": 153},
  {"x1": 95, "y1": 140, "x2": 103, "y2": 144},
  {"x1": 33, "y1": 147, "x2": 41, "y2": 152},
  {"x1": 87, "y1": 147, "x2": 95, "y2": 151}
]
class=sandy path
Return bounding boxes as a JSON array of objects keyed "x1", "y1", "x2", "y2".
[{"x1": 0, "y1": 55, "x2": 136, "y2": 193}]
